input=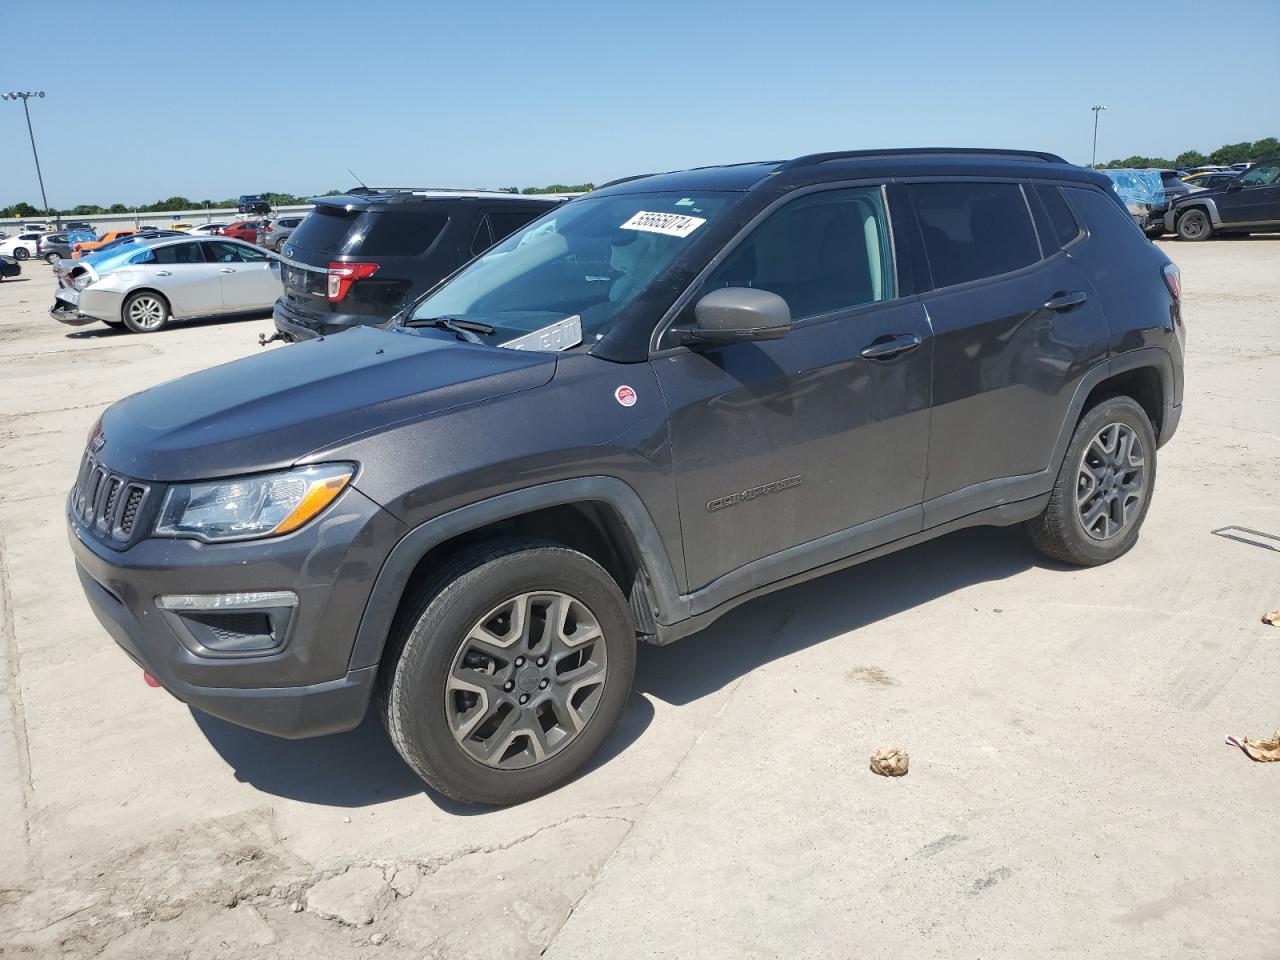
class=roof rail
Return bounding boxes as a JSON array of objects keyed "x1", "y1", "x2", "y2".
[
  {"x1": 775, "y1": 147, "x2": 1067, "y2": 171},
  {"x1": 596, "y1": 173, "x2": 659, "y2": 190}
]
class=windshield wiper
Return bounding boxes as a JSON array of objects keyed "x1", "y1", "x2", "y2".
[{"x1": 402, "y1": 315, "x2": 495, "y2": 344}]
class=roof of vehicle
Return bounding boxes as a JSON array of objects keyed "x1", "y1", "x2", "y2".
[
  {"x1": 591, "y1": 148, "x2": 1107, "y2": 197},
  {"x1": 312, "y1": 188, "x2": 567, "y2": 211}
]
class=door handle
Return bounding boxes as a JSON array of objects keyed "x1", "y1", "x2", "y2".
[
  {"x1": 154, "y1": 271, "x2": 172, "y2": 277},
  {"x1": 860, "y1": 333, "x2": 922, "y2": 360},
  {"x1": 1044, "y1": 290, "x2": 1087, "y2": 311},
  {"x1": 219, "y1": 267, "x2": 236, "y2": 274}
]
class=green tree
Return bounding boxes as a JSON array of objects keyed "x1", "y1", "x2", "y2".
[
  {"x1": 1250, "y1": 137, "x2": 1280, "y2": 159},
  {"x1": 1208, "y1": 142, "x2": 1253, "y2": 165},
  {"x1": 1, "y1": 201, "x2": 40, "y2": 218},
  {"x1": 108, "y1": 203, "x2": 129, "y2": 213},
  {"x1": 1174, "y1": 150, "x2": 1207, "y2": 167},
  {"x1": 71, "y1": 204, "x2": 106, "y2": 215}
]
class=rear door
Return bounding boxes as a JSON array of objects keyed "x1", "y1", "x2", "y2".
[
  {"x1": 904, "y1": 179, "x2": 1110, "y2": 526},
  {"x1": 654, "y1": 185, "x2": 933, "y2": 598},
  {"x1": 204, "y1": 240, "x2": 282, "y2": 310}
]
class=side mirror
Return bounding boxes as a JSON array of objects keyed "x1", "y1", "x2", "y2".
[
  {"x1": 679, "y1": 287, "x2": 791, "y2": 347},
  {"x1": 1227, "y1": 178, "x2": 1245, "y2": 192}
]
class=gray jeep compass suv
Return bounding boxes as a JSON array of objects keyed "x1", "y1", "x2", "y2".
[{"x1": 68, "y1": 148, "x2": 1185, "y2": 804}]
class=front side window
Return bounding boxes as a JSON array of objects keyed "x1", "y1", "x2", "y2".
[
  {"x1": 151, "y1": 242, "x2": 205, "y2": 265},
  {"x1": 408, "y1": 191, "x2": 734, "y2": 344},
  {"x1": 1240, "y1": 163, "x2": 1280, "y2": 186},
  {"x1": 701, "y1": 186, "x2": 895, "y2": 320},
  {"x1": 908, "y1": 181, "x2": 1040, "y2": 289}
]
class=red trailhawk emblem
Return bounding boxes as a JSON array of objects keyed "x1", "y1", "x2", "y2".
[{"x1": 614, "y1": 385, "x2": 637, "y2": 407}]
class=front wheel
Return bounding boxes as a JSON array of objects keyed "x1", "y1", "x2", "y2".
[
  {"x1": 1176, "y1": 208, "x2": 1213, "y2": 241},
  {"x1": 382, "y1": 540, "x2": 636, "y2": 805},
  {"x1": 121, "y1": 290, "x2": 170, "y2": 333},
  {"x1": 1026, "y1": 396, "x2": 1157, "y2": 566}
]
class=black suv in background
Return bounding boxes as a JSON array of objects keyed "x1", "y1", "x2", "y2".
[
  {"x1": 238, "y1": 194, "x2": 271, "y2": 216},
  {"x1": 69, "y1": 149, "x2": 1184, "y2": 804},
  {"x1": 1166, "y1": 157, "x2": 1280, "y2": 240},
  {"x1": 272, "y1": 189, "x2": 563, "y2": 341}
]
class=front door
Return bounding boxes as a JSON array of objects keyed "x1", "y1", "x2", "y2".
[
  {"x1": 205, "y1": 240, "x2": 283, "y2": 311},
  {"x1": 654, "y1": 186, "x2": 932, "y2": 601},
  {"x1": 145, "y1": 240, "x2": 224, "y2": 316},
  {"x1": 1215, "y1": 161, "x2": 1280, "y2": 226}
]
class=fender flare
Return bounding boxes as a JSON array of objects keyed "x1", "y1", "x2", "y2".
[
  {"x1": 1173, "y1": 196, "x2": 1222, "y2": 227},
  {"x1": 1046, "y1": 347, "x2": 1175, "y2": 474},
  {"x1": 347, "y1": 476, "x2": 686, "y2": 670}
]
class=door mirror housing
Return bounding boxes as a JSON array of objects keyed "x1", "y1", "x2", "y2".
[
  {"x1": 679, "y1": 287, "x2": 791, "y2": 347},
  {"x1": 1226, "y1": 178, "x2": 1245, "y2": 192}
]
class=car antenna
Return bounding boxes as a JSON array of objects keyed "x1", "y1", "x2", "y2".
[{"x1": 348, "y1": 168, "x2": 369, "y2": 190}]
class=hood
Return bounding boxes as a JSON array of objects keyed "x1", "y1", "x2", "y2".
[{"x1": 96, "y1": 326, "x2": 557, "y2": 482}]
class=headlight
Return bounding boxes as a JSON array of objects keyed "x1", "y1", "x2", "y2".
[{"x1": 154, "y1": 463, "x2": 355, "y2": 542}]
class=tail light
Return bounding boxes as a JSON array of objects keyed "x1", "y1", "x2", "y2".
[
  {"x1": 1162, "y1": 263, "x2": 1181, "y2": 301},
  {"x1": 327, "y1": 262, "x2": 379, "y2": 301},
  {"x1": 264, "y1": 225, "x2": 274, "y2": 232}
]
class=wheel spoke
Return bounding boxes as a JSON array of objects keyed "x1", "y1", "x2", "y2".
[
  {"x1": 445, "y1": 589, "x2": 609, "y2": 770},
  {"x1": 1075, "y1": 420, "x2": 1147, "y2": 542}
]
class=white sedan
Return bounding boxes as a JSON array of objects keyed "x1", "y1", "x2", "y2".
[
  {"x1": 0, "y1": 232, "x2": 44, "y2": 261},
  {"x1": 51, "y1": 235, "x2": 282, "y2": 333},
  {"x1": 187, "y1": 223, "x2": 230, "y2": 235}
]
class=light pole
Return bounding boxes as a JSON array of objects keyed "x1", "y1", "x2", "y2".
[
  {"x1": 2, "y1": 91, "x2": 51, "y2": 220},
  {"x1": 1091, "y1": 105, "x2": 1107, "y2": 168}
]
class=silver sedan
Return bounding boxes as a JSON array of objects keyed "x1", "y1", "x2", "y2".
[{"x1": 51, "y1": 235, "x2": 282, "y2": 333}]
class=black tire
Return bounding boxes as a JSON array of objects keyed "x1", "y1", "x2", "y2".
[
  {"x1": 121, "y1": 290, "x2": 170, "y2": 333},
  {"x1": 381, "y1": 539, "x2": 636, "y2": 805},
  {"x1": 1026, "y1": 396, "x2": 1157, "y2": 567},
  {"x1": 44, "y1": 252, "x2": 61, "y2": 263},
  {"x1": 1143, "y1": 225, "x2": 1165, "y2": 239},
  {"x1": 13, "y1": 247, "x2": 29, "y2": 261},
  {"x1": 1176, "y1": 208, "x2": 1213, "y2": 242}
]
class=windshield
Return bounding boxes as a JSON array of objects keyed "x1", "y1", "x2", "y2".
[{"x1": 406, "y1": 191, "x2": 732, "y2": 345}]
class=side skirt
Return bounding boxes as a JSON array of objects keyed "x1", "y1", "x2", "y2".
[{"x1": 648, "y1": 492, "x2": 1049, "y2": 646}]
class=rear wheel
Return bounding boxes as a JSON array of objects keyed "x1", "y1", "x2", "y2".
[
  {"x1": 1176, "y1": 208, "x2": 1213, "y2": 241},
  {"x1": 44, "y1": 252, "x2": 61, "y2": 263},
  {"x1": 13, "y1": 247, "x2": 29, "y2": 261},
  {"x1": 121, "y1": 291, "x2": 170, "y2": 333},
  {"x1": 1027, "y1": 396, "x2": 1157, "y2": 566},
  {"x1": 382, "y1": 540, "x2": 636, "y2": 805}
]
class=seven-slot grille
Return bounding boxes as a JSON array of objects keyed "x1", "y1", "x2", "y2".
[{"x1": 71, "y1": 450, "x2": 149, "y2": 544}]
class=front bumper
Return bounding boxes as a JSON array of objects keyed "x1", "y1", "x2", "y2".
[
  {"x1": 68, "y1": 482, "x2": 405, "y2": 738},
  {"x1": 51, "y1": 284, "x2": 124, "y2": 326}
]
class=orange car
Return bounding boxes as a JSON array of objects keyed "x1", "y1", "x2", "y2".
[{"x1": 72, "y1": 229, "x2": 137, "y2": 258}]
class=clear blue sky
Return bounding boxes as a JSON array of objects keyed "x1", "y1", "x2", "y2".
[{"x1": 4, "y1": 0, "x2": 1278, "y2": 209}]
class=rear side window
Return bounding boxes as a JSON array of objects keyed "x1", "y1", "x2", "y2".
[
  {"x1": 1031, "y1": 184, "x2": 1081, "y2": 250},
  {"x1": 469, "y1": 217, "x2": 493, "y2": 257},
  {"x1": 908, "y1": 182, "x2": 1040, "y2": 289},
  {"x1": 488, "y1": 209, "x2": 545, "y2": 243},
  {"x1": 704, "y1": 186, "x2": 895, "y2": 321},
  {"x1": 287, "y1": 208, "x2": 448, "y2": 257}
]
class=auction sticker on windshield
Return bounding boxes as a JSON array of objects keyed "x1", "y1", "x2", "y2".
[{"x1": 619, "y1": 211, "x2": 706, "y2": 238}]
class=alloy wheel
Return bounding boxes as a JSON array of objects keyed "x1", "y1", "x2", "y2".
[
  {"x1": 127, "y1": 295, "x2": 165, "y2": 330},
  {"x1": 1076, "y1": 422, "x2": 1146, "y2": 540},
  {"x1": 445, "y1": 591, "x2": 608, "y2": 770}
]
